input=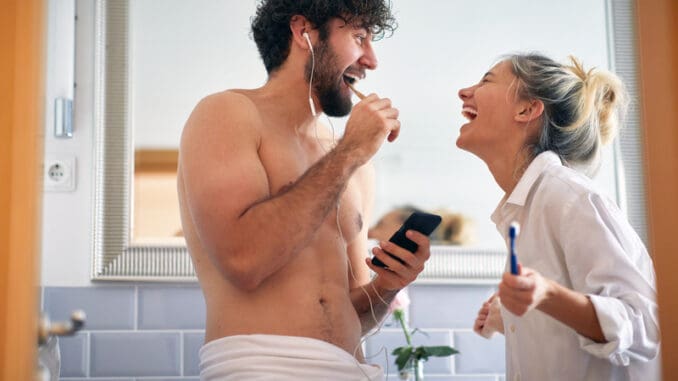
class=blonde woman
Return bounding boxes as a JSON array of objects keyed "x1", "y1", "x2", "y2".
[{"x1": 460, "y1": 53, "x2": 659, "y2": 380}]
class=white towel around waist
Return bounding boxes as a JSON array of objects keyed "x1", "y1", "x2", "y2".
[{"x1": 199, "y1": 334, "x2": 384, "y2": 381}]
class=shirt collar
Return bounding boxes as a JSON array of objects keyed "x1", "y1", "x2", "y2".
[
  {"x1": 506, "y1": 151, "x2": 562, "y2": 206},
  {"x1": 491, "y1": 151, "x2": 562, "y2": 224}
]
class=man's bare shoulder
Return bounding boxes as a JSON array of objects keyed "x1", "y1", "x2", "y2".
[
  {"x1": 183, "y1": 89, "x2": 263, "y2": 137},
  {"x1": 179, "y1": 90, "x2": 262, "y2": 168}
]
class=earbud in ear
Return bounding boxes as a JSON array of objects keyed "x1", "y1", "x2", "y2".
[{"x1": 303, "y1": 32, "x2": 312, "y2": 50}]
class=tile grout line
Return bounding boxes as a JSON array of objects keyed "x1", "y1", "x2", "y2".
[
  {"x1": 85, "y1": 331, "x2": 91, "y2": 377},
  {"x1": 180, "y1": 331, "x2": 185, "y2": 376},
  {"x1": 449, "y1": 328, "x2": 456, "y2": 375},
  {"x1": 134, "y1": 285, "x2": 139, "y2": 331}
]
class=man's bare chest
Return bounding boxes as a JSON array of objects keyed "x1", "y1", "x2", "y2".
[{"x1": 258, "y1": 137, "x2": 364, "y2": 244}]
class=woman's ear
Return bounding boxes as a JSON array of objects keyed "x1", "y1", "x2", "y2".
[{"x1": 515, "y1": 99, "x2": 544, "y2": 123}]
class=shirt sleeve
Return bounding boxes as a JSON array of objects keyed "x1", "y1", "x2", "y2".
[{"x1": 558, "y1": 191, "x2": 659, "y2": 365}]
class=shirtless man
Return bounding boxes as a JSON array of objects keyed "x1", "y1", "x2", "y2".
[{"x1": 177, "y1": 1, "x2": 432, "y2": 379}]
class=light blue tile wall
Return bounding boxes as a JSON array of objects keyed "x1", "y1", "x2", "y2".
[
  {"x1": 44, "y1": 284, "x2": 505, "y2": 380},
  {"x1": 138, "y1": 286, "x2": 205, "y2": 330},
  {"x1": 59, "y1": 333, "x2": 87, "y2": 377},
  {"x1": 409, "y1": 285, "x2": 496, "y2": 329},
  {"x1": 44, "y1": 287, "x2": 136, "y2": 330},
  {"x1": 453, "y1": 332, "x2": 505, "y2": 374},
  {"x1": 60, "y1": 379, "x2": 198, "y2": 381},
  {"x1": 60, "y1": 379, "x2": 135, "y2": 381},
  {"x1": 183, "y1": 332, "x2": 205, "y2": 377},
  {"x1": 90, "y1": 332, "x2": 181, "y2": 377}
]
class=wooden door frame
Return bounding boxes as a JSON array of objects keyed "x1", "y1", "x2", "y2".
[
  {"x1": 0, "y1": 0, "x2": 46, "y2": 379},
  {"x1": 636, "y1": 0, "x2": 678, "y2": 378},
  {"x1": 0, "y1": 0, "x2": 675, "y2": 378}
]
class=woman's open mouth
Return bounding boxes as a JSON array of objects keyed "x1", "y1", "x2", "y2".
[{"x1": 462, "y1": 107, "x2": 478, "y2": 121}]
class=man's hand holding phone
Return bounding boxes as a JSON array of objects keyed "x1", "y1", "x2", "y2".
[{"x1": 366, "y1": 212, "x2": 440, "y2": 290}]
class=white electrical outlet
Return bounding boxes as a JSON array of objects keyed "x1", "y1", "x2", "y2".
[{"x1": 44, "y1": 155, "x2": 76, "y2": 192}]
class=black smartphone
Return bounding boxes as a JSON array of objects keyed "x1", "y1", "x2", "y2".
[{"x1": 371, "y1": 211, "x2": 442, "y2": 268}]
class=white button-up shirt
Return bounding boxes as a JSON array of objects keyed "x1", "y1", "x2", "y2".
[{"x1": 492, "y1": 151, "x2": 660, "y2": 381}]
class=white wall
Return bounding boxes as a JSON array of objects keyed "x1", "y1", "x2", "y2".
[
  {"x1": 42, "y1": 0, "x2": 95, "y2": 286},
  {"x1": 42, "y1": 0, "x2": 617, "y2": 286}
]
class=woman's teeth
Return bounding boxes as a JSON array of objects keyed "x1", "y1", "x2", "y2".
[{"x1": 462, "y1": 107, "x2": 478, "y2": 121}]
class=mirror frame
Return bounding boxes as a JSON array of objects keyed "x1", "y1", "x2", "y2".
[{"x1": 91, "y1": 0, "x2": 645, "y2": 282}]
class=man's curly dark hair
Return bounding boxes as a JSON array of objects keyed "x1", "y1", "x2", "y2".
[{"x1": 251, "y1": 0, "x2": 397, "y2": 74}]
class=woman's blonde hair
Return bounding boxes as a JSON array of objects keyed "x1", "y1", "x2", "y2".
[{"x1": 506, "y1": 53, "x2": 628, "y2": 174}]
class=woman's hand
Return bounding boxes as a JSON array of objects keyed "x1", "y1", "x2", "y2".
[
  {"x1": 474, "y1": 293, "x2": 504, "y2": 337},
  {"x1": 474, "y1": 294, "x2": 495, "y2": 335},
  {"x1": 498, "y1": 264, "x2": 553, "y2": 316},
  {"x1": 498, "y1": 264, "x2": 608, "y2": 342}
]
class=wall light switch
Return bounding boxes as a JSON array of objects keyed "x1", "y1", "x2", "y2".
[
  {"x1": 44, "y1": 154, "x2": 76, "y2": 192},
  {"x1": 54, "y1": 98, "x2": 74, "y2": 138}
]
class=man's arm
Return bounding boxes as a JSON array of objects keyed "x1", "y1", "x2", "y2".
[
  {"x1": 180, "y1": 91, "x2": 399, "y2": 291},
  {"x1": 349, "y1": 231, "x2": 432, "y2": 335},
  {"x1": 347, "y1": 165, "x2": 431, "y2": 337}
]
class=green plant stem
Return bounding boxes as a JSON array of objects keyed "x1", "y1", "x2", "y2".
[{"x1": 394, "y1": 309, "x2": 413, "y2": 347}]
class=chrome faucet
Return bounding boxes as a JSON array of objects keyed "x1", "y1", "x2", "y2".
[
  {"x1": 36, "y1": 310, "x2": 86, "y2": 381},
  {"x1": 38, "y1": 310, "x2": 86, "y2": 346}
]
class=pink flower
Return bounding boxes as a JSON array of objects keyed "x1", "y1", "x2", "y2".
[
  {"x1": 389, "y1": 287, "x2": 459, "y2": 373},
  {"x1": 389, "y1": 288, "x2": 411, "y2": 313}
]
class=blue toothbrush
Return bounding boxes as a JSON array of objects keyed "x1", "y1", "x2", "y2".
[{"x1": 509, "y1": 222, "x2": 520, "y2": 275}]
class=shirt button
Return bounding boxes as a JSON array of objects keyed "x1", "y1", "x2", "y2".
[{"x1": 510, "y1": 324, "x2": 516, "y2": 333}]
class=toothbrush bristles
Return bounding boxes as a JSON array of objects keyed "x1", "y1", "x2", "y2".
[{"x1": 509, "y1": 221, "x2": 520, "y2": 237}]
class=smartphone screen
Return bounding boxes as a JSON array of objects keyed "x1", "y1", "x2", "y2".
[{"x1": 371, "y1": 212, "x2": 442, "y2": 268}]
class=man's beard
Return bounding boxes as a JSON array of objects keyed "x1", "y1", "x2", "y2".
[{"x1": 305, "y1": 41, "x2": 352, "y2": 117}]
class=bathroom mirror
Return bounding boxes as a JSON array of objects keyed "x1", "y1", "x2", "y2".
[{"x1": 91, "y1": 0, "x2": 645, "y2": 281}]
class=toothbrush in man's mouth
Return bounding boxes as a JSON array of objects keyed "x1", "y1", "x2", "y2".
[
  {"x1": 346, "y1": 81, "x2": 366, "y2": 100},
  {"x1": 344, "y1": 73, "x2": 366, "y2": 99}
]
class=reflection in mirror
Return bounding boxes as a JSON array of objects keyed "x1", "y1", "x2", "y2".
[
  {"x1": 368, "y1": 206, "x2": 475, "y2": 246},
  {"x1": 133, "y1": 149, "x2": 183, "y2": 240},
  {"x1": 92, "y1": 0, "x2": 643, "y2": 281}
]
